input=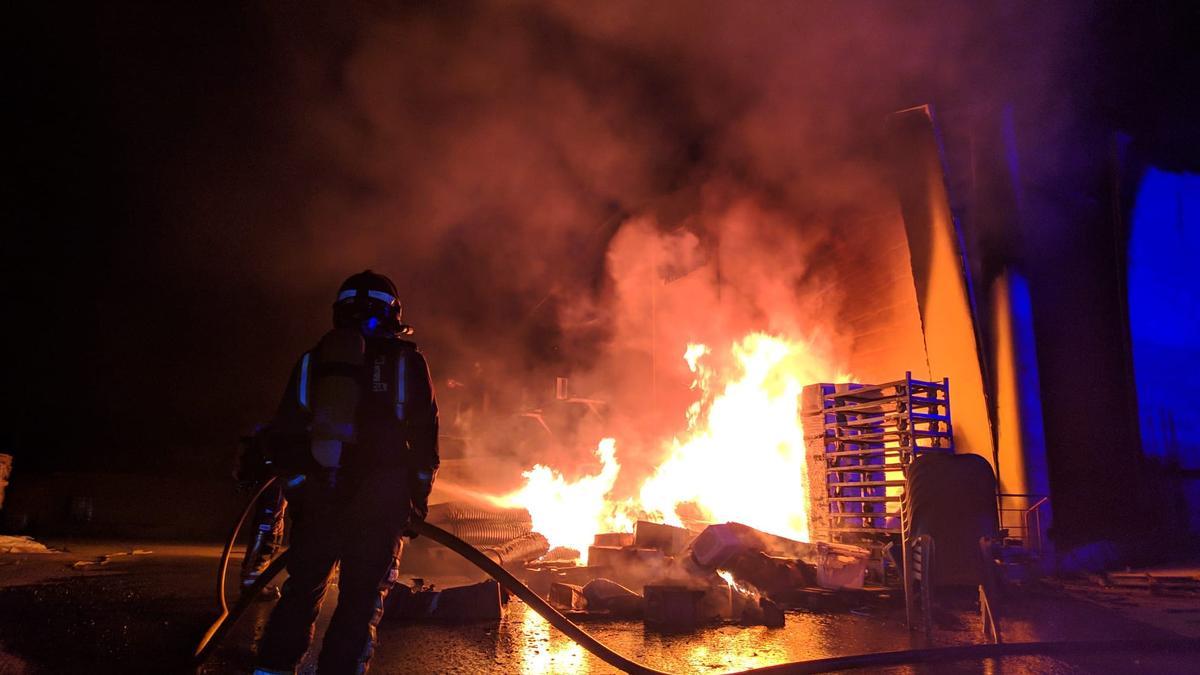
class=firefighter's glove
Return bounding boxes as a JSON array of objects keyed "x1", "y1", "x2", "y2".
[
  {"x1": 233, "y1": 456, "x2": 271, "y2": 493},
  {"x1": 233, "y1": 432, "x2": 270, "y2": 490},
  {"x1": 233, "y1": 460, "x2": 266, "y2": 494},
  {"x1": 411, "y1": 470, "x2": 434, "y2": 520}
]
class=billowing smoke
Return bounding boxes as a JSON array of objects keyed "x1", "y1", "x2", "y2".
[
  {"x1": 81, "y1": 1, "x2": 1085, "y2": 478},
  {"x1": 265, "y1": 1, "x2": 1077, "y2": 492}
]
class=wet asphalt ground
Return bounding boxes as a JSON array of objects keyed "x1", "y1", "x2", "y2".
[{"x1": 1, "y1": 540, "x2": 1197, "y2": 674}]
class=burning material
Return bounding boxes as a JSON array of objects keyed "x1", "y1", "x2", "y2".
[
  {"x1": 523, "y1": 519, "x2": 871, "y2": 632},
  {"x1": 497, "y1": 438, "x2": 635, "y2": 563},
  {"x1": 686, "y1": 523, "x2": 867, "y2": 593},
  {"x1": 717, "y1": 570, "x2": 749, "y2": 594},
  {"x1": 639, "y1": 334, "x2": 840, "y2": 540},
  {"x1": 720, "y1": 551, "x2": 816, "y2": 597},
  {"x1": 496, "y1": 333, "x2": 849, "y2": 559},
  {"x1": 474, "y1": 327, "x2": 885, "y2": 631},
  {"x1": 716, "y1": 570, "x2": 786, "y2": 627}
]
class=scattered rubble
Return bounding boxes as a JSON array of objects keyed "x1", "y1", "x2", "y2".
[
  {"x1": 384, "y1": 579, "x2": 507, "y2": 622},
  {"x1": 69, "y1": 549, "x2": 153, "y2": 569},
  {"x1": 592, "y1": 532, "x2": 634, "y2": 548},
  {"x1": 515, "y1": 519, "x2": 885, "y2": 632},
  {"x1": 549, "y1": 582, "x2": 586, "y2": 611},
  {"x1": 721, "y1": 550, "x2": 815, "y2": 596},
  {"x1": 1097, "y1": 570, "x2": 1200, "y2": 596},
  {"x1": 644, "y1": 585, "x2": 707, "y2": 631},
  {"x1": 0, "y1": 535, "x2": 55, "y2": 555},
  {"x1": 743, "y1": 597, "x2": 786, "y2": 628},
  {"x1": 581, "y1": 578, "x2": 643, "y2": 617},
  {"x1": 813, "y1": 542, "x2": 870, "y2": 590},
  {"x1": 633, "y1": 521, "x2": 692, "y2": 556}
]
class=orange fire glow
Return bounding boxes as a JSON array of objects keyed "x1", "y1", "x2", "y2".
[{"x1": 497, "y1": 332, "x2": 847, "y2": 561}]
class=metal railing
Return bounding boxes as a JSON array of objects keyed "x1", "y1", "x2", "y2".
[{"x1": 996, "y1": 493, "x2": 1050, "y2": 555}]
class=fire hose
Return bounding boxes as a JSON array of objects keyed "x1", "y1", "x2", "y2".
[
  {"x1": 194, "y1": 475, "x2": 282, "y2": 662},
  {"x1": 196, "y1": 487, "x2": 1200, "y2": 672}
]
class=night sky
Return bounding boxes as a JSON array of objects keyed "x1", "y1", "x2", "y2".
[{"x1": 6, "y1": 1, "x2": 1197, "y2": 480}]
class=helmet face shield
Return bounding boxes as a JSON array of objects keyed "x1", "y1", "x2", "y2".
[{"x1": 336, "y1": 288, "x2": 399, "y2": 307}]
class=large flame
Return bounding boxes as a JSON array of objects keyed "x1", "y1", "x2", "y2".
[
  {"x1": 639, "y1": 333, "x2": 823, "y2": 541},
  {"x1": 499, "y1": 438, "x2": 637, "y2": 560},
  {"x1": 500, "y1": 332, "x2": 845, "y2": 559}
]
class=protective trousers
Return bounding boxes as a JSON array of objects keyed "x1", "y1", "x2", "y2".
[{"x1": 255, "y1": 466, "x2": 411, "y2": 674}]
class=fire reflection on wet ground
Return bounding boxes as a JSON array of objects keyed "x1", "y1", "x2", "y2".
[
  {"x1": 0, "y1": 545, "x2": 1191, "y2": 675},
  {"x1": 363, "y1": 596, "x2": 1096, "y2": 674},
  {"x1": 517, "y1": 607, "x2": 587, "y2": 674}
]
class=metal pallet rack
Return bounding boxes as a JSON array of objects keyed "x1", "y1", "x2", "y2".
[{"x1": 817, "y1": 372, "x2": 955, "y2": 542}]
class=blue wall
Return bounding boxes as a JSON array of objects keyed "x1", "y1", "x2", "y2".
[
  {"x1": 1128, "y1": 165, "x2": 1195, "y2": 533},
  {"x1": 1127, "y1": 167, "x2": 1200, "y2": 533},
  {"x1": 1128, "y1": 168, "x2": 1200, "y2": 468}
]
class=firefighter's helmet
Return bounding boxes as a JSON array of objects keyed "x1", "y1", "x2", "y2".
[{"x1": 332, "y1": 270, "x2": 404, "y2": 335}]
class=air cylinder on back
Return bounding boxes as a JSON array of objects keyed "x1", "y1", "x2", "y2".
[{"x1": 309, "y1": 328, "x2": 365, "y2": 469}]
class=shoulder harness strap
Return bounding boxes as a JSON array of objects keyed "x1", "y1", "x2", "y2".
[{"x1": 297, "y1": 352, "x2": 313, "y2": 411}]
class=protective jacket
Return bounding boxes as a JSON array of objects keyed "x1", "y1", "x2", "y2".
[{"x1": 266, "y1": 328, "x2": 439, "y2": 501}]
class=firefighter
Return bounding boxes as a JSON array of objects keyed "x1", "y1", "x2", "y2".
[{"x1": 254, "y1": 270, "x2": 439, "y2": 675}]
